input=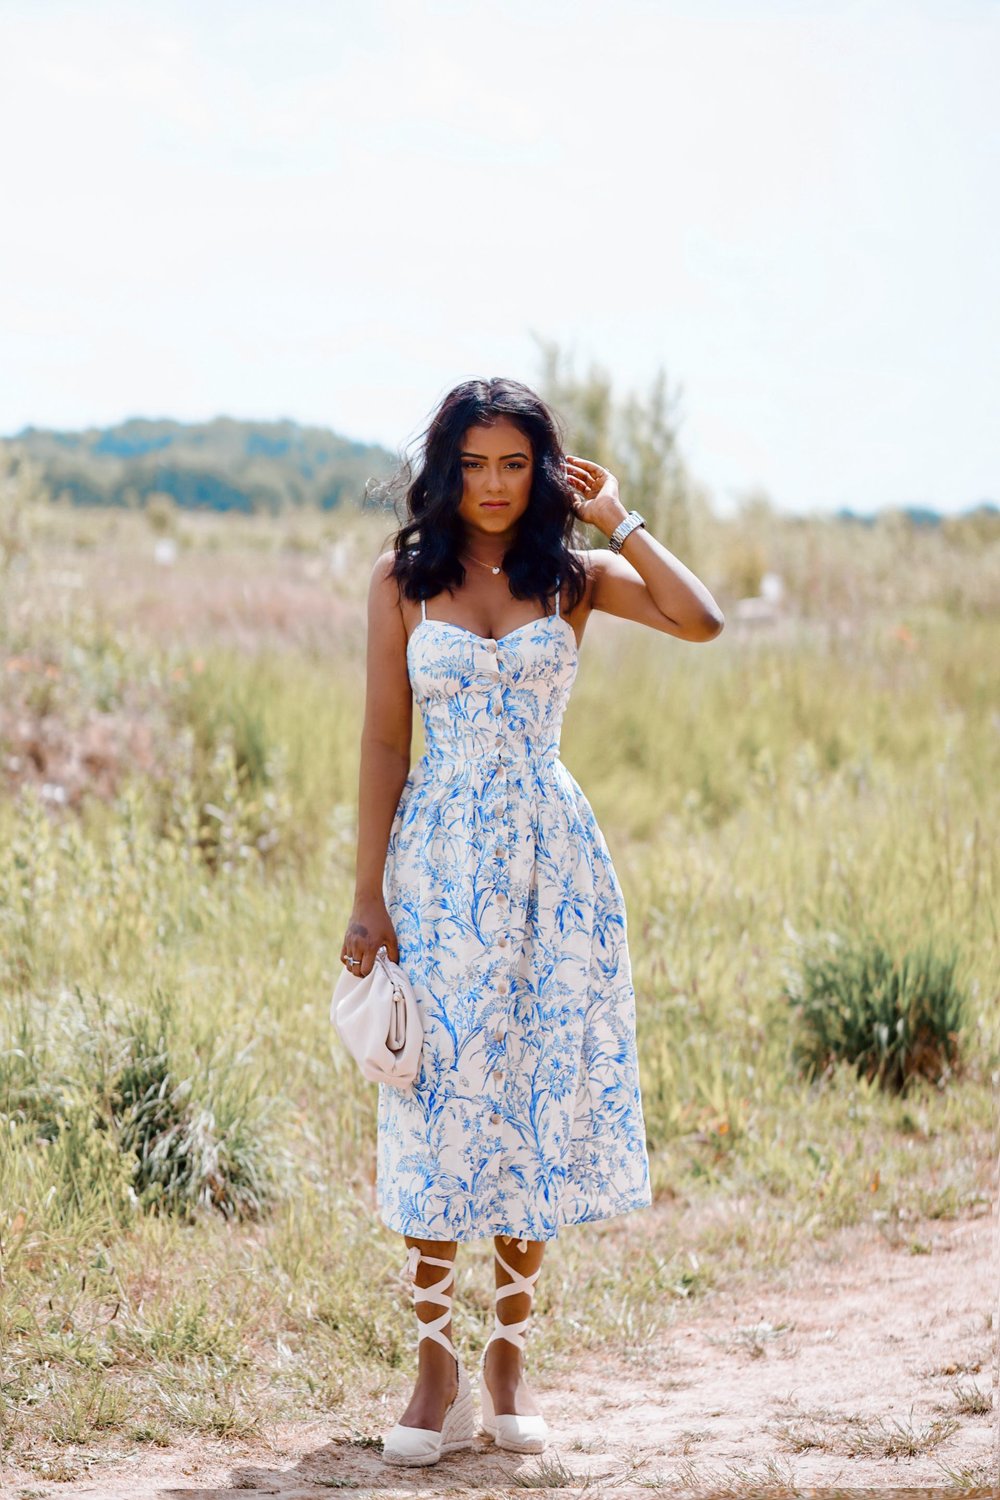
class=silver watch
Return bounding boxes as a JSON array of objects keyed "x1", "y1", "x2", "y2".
[{"x1": 608, "y1": 509, "x2": 646, "y2": 553}]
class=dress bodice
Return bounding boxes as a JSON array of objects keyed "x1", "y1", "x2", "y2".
[{"x1": 406, "y1": 587, "x2": 578, "y2": 771}]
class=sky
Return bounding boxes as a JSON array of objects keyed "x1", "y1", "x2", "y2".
[{"x1": 0, "y1": 0, "x2": 996, "y2": 518}]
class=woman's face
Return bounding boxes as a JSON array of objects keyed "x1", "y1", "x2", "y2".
[{"x1": 456, "y1": 418, "x2": 534, "y2": 540}]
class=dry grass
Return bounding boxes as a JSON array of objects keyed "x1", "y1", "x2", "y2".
[{"x1": 0, "y1": 501, "x2": 997, "y2": 1481}]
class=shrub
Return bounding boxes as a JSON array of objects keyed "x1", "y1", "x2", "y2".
[
  {"x1": 783, "y1": 929, "x2": 967, "y2": 1095},
  {"x1": 111, "y1": 1002, "x2": 279, "y2": 1221},
  {"x1": 0, "y1": 987, "x2": 283, "y2": 1225}
]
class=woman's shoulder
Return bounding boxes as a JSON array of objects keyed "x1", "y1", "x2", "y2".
[{"x1": 368, "y1": 551, "x2": 404, "y2": 612}]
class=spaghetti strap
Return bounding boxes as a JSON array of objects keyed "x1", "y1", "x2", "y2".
[
  {"x1": 554, "y1": 584, "x2": 561, "y2": 619},
  {"x1": 421, "y1": 597, "x2": 427, "y2": 621}
]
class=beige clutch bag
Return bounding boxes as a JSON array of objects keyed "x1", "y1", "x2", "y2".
[{"x1": 331, "y1": 944, "x2": 423, "y2": 1088}]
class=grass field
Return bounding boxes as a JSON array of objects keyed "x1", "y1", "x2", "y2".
[{"x1": 0, "y1": 498, "x2": 997, "y2": 1487}]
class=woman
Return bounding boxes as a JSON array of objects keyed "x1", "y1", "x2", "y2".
[{"x1": 340, "y1": 376, "x2": 724, "y2": 1467}]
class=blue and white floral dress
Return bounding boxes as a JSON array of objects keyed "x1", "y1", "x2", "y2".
[{"x1": 377, "y1": 584, "x2": 651, "y2": 1243}]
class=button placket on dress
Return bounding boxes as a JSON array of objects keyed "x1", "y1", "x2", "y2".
[{"x1": 487, "y1": 636, "x2": 514, "y2": 1149}]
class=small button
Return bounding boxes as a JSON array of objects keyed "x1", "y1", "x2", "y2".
[
  {"x1": 498, "y1": 936, "x2": 508, "y2": 948},
  {"x1": 493, "y1": 1027, "x2": 506, "y2": 1041},
  {"x1": 498, "y1": 981, "x2": 509, "y2": 995},
  {"x1": 494, "y1": 1070, "x2": 505, "y2": 1084},
  {"x1": 490, "y1": 1112, "x2": 502, "y2": 1124},
  {"x1": 497, "y1": 892, "x2": 508, "y2": 905}
]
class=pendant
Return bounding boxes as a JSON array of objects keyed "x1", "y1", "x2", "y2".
[{"x1": 491, "y1": 565, "x2": 500, "y2": 574}]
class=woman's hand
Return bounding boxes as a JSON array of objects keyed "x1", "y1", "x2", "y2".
[
  {"x1": 341, "y1": 895, "x2": 399, "y2": 978},
  {"x1": 563, "y1": 453, "x2": 628, "y2": 539}
]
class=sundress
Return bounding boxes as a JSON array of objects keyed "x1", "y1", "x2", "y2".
[{"x1": 376, "y1": 583, "x2": 652, "y2": 1243}]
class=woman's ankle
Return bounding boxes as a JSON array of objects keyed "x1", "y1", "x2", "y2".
[
  {"x1": 416, "y1": 1341, "x2": 458, "y2": 1385},
  {"x1": 484, "y1": 1335, "x2": 531, "y2": 1395}
]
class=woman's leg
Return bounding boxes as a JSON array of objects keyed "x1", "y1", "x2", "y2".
[
  {"x1": 396, "y1": 1235, "x2": 460, "y2": 1431},
  {"x1": 483, "y1": 1234, "x2": 545, "y2": 1415}
]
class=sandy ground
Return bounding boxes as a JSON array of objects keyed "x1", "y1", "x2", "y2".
[{"x1": 3, "y1": 1210, "x2": 996, "y2": 1500}]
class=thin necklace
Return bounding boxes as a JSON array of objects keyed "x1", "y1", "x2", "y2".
[{"x1": 463, "y1": 550, "x2": 505, "y2": 576}]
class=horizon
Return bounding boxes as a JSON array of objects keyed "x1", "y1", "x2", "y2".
[{"x1": 8, "y1": 409, "x2": 995, "y2": 524}]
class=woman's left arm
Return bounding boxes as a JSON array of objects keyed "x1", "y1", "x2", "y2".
[{"x1": 565, "y1": 453, "x2": 725, "y2": 643}]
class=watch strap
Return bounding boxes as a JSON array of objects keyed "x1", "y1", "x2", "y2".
[{"x1": 608, "y1": 509, "x2": 647, "y2": 553}]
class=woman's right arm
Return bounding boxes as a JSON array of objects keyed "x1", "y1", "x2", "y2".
[{"x1": 342, "y1": 552, "x2": 413, "y2": 978}]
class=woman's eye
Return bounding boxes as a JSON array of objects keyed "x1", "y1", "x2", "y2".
[{"x1": 461, "y1": 460, "x2": 525, "y2": 471}]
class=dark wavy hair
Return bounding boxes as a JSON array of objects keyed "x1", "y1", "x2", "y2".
[{"x1": 377, "y1": 377, "x2": 588, "y2": 615}]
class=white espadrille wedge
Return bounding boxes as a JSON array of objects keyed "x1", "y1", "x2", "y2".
[
  {"x1": 478, "y1": 1236, "x2": 549, "y2": 1453},
  {"x1": 381, "y1": 1245, "x2": 475, "y2": 1467}
]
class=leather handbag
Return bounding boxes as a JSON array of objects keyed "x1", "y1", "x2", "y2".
[{"x1": 331, "y1": 944, "x2": 423, "y2": 1088}]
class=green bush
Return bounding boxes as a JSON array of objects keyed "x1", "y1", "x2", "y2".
[
  {"x1": 0, "y1": 986, "x2": 283, "y2": 1224},
  {"x1": 783, "y1": 929, "x2": 967, "y2": 1095},
  {"x1": 111, "y1": 1001, "x2": 280, "y2": 1221}
]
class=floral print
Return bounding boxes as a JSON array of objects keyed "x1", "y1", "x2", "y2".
[{"x1": 377, "y1": 586, "x2": 651, "y2": 1243}]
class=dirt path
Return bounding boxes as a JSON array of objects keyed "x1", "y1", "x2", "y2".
[{"x1": 4, "y1": 1211, "x2": 996, "y2": 1498}]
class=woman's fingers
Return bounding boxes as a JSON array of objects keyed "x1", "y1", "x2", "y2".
[
  {"x1": 343, "y1": 939, "x2": 398, "y2": 976},
  {"x1": 341, "y1": 944, "x2": 369, "y2": 974},
  {"x1": 564, "y1": 456, "x2": 606, "y2": 496}
]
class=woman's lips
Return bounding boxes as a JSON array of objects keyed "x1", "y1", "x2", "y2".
[{"x1": 481, "y1": 502, "x2": 508, "y2": 508}]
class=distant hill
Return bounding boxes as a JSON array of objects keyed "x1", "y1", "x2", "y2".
[
  {"x1": 7, "y1": 416, "x2": 399, "y2": 514},
  {"x1": 831, "y1": 502, "x2": 999, "y2": 528},
  {"x1": 7, "y1": 417, "x2": 996, "y2": 528}
]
